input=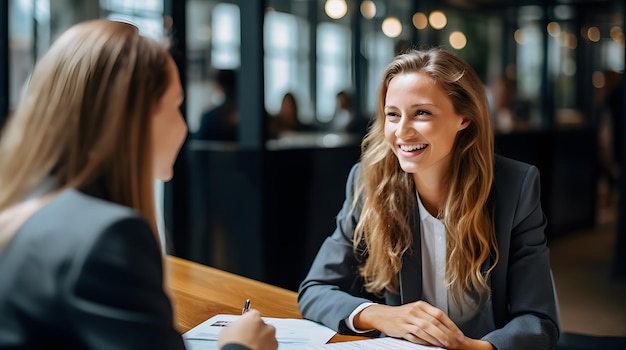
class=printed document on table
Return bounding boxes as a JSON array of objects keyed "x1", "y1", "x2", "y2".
[
  {"x1": 302, "y1": 337, "x2": 445, "y2": 349},
  {"x1": 183, "y1": 314, "x2": 337, "y2": 350}
]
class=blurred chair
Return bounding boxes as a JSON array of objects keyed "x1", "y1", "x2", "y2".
[
  {"x1": 552, "y1": 270, "x2": 626, "y2": 350},
  {"x1": 556, "y1": 332, "x2": 626, "y2": 350}
]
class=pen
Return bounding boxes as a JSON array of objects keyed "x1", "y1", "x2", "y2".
[{"x1": 242, "y1": 299, "x2": 251, "y2": 315}]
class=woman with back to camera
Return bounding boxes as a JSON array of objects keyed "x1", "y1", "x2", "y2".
[
  {"x1": 0, "y1": 19, "x2": 276, "y2": 350},
  {"x1": 298, "y1": 48, "x2": 560, "y2": 350}
]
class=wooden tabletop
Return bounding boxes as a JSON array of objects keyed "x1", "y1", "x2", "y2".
[{"x1": 165, "y1": 255, "x2": 367, "y2": 343}]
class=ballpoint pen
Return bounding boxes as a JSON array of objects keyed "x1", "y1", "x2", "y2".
[{"x1": 242, "y1": 299, "x2": 251, "y2": 315}]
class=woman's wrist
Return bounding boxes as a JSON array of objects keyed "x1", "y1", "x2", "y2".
[
  {"x1": 462, "y1": 338, "x2": 495, "y2": 350},
  {"x1": 353, "y1": 303, "x2": 385, "y2": 331}
]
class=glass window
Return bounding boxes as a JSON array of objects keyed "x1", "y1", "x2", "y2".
[
  {"x1": 264, "y1": 11, "x2": 311, "y2": 123},
  {"x1": 316, "y1": 22, "x2": 351, "y2": 122},
  {"x1": 8, "y1": 0, "x2": 165, "y2": 114},
  {"x1": 604, "y1": 38, "x2": 625, "y2": 72},
  {"x1": 101, "y1": 0, "x2": 162, "y2": 13},
  {"x1": 185, "y1": 0, "x2": 241, "y2": 136},
  {"x1": 211, "y1": 3, "x2": 240, "y2": 69},
  {"x1": 185, "y1": 0, "x2": 240, "y2": 137},
  {"x1": 101, "y1": 0, "x2": 164, "y2": 40},
  {"x1": 8, "y1": 0, "x2": 36, "y2": 111},
  {"x1": 516, "y1": 16, "x2": 544, "y2": 128},
  {"x1": 8, "y1": 0, "x2": 105, "y2": 112},
  {"x1": 362, "y1": 31, "x2": 394, "y2": 117}
]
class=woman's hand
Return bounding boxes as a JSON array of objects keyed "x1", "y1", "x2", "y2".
[
  {"x1": 218, "y1": 309, "x2": 278, "y2": 350},
  {"x1": 353, "y1": 301, "x2": 490, "y2": 349}
]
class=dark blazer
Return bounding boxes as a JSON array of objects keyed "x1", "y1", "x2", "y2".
[
  {"x1": 0, "y1": 188, "x2": 248, "y2": 350},
  {"x1": 298, "y1": 155, "x2": 560, "y2": 350}
]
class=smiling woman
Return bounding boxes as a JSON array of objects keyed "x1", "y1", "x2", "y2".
[
  {"x1": 383, "y1": 71, "x2": 470, "y2": 212},
  {"x1": 298, "y1": 48, "x2": 560, "y2": 350}
]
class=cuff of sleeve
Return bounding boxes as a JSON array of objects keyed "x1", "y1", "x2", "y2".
[{"x1": 347, "y1": 302, "x2": 376, "y2": 333}]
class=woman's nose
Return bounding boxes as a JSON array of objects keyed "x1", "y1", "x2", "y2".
[{"x1": 395, "y1": 115, "x2": 415, "y2": 138}]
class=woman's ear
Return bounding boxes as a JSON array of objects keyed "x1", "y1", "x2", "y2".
[{"x1": 459, "y1": 117, "x2": 471, "y2": 131}]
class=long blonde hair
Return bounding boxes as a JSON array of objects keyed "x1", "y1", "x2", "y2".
[
  {"x1": 0, "y1": 20, "x2": 171, "y2": 248},
  {"x1": 353, "y1": 48, "x2": 497, "y2": 306}
]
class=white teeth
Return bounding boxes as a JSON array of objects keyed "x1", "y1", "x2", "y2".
[{"x1": 400, "y1": 144, "x2": 427, "y2": 152}]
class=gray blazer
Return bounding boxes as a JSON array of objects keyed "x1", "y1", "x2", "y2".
[
  {"x1": 298, "y1": 155, "x2": 560, "y2": 350},
  {"x1": 0, "y1": 188, "x2": 186, "y2": 349},
  {"x1": 0, "y1": 188, "x2": 251, "y2": 350}
]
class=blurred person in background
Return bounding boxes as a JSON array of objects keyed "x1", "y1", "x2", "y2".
[
  {"x1": 268, "y1": 92, "x2": 304, "y2": 138},
  {"x1": 194, "y1": 69, "x2": 239, "y2": 141},
  {"x1": 330, "y1": 90, "x2": 354, "y2": 132}
]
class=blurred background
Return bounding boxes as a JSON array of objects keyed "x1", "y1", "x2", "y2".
[{"x1": 0, "y1": 0, "x2": 624, "y2": 338}]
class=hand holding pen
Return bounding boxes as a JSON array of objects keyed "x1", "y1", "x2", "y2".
[
  {"x1": 220, "y1": 307, "x2": 278, "y2": 350},
  {"x1": 242, "y1": 299, "x2": 251, "y2": 315}
]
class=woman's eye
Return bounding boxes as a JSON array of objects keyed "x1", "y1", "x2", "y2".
[
  {"x1": 386, "y1": 112, "x2": 399, "y2": 118},
  {"x1": 416, "y1": 110, "x2": 431, "y2": 116}
]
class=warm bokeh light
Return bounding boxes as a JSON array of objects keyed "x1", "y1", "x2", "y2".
[
  {"x1": 547, "y1": 22, "x2": 560, "y2": 37},
  {"x1": 580, "y1": 26, "x2": 588, "y2": 39},
  {"x1": 592, "y1": 71, "x2": 605, "y2": 89},
  {"x1": 325, "y1": 0, "x2": 347, "y2": 20},
  {"x1": 412, "y1": 12, "x2": 428, "y2": 30},
  {"x1": 587, "y1": 26, "x2": 601, "y2": 42},
  {"x1": 610, "y1": 26, "x2": 624, "y2": 42},
  {"x1": 429, "y1": 10, "x2": 447, "y2": 30},
  {"x1": 514, "y1": 28, "x2": 524, "y2": 45},
  {"x1": 360, "y1": 0, "x2": 376, "y2": 20},
  {"x1": 449, "y1": 31, "x2": 467, "y2": 49},
  {"x1": 382, "y1": 17, "x2": 402, "y2": 38}
]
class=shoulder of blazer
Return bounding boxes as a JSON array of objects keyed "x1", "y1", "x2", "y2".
[
  {"x1": 493, "y1": 154, "x2": 538, "y2": 197},
  {"x1": 494, "y1": 154, "x2": 535, "y2": 180},
  {"x1": 42, "y1": 188, "x2": 142, "y2": 227},
  {"x1": 11, "y1": 188, "x2": 148, "y2": 255}
]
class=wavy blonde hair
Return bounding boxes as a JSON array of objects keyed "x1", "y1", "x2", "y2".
[
  {"x1": 0, "y1": 20, "x2": 171, "y2": 248},
  {"x1": 353, "y1": 48, "x2": 497, "y2": 307}
]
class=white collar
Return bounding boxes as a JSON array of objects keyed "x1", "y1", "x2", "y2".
[{"x1": 416, "y1": 191, "x2": 441, "y2": 222}]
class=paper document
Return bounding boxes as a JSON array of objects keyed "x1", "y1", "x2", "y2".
[
  {"x1": 183, "y1": 314, "x2": 336, "y2": 350},
  {"x1": 301, "y1": 337, "x2": 445, "y2": 349}
]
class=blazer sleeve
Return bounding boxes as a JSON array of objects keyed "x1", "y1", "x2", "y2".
[
  {"x1": 483, "y1": 162, "x2": 560, "y2": 350},
  {"x1": 298, "y1": 163, "x2": 382, "y2": 335},
  {"x1": 64, "y1": 215, "x2": 187, "y2": 350}
]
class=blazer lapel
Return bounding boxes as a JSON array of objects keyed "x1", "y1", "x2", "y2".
[{"x1": 399, "y1": 202, "x2": 422, "y2": 304}]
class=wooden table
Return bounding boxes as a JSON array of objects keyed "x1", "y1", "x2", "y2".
[{"x1": 165, "y1": 255, "x2": 367, "y2": 343}]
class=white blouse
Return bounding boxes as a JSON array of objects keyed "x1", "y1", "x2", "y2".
[
  {"x1": 416, "y1": 192, "x2": 495, "y2": 338},
  {"x1": 348, "y1": 192, "x2": 495, "y2": 338},
  {"x1": 417, "y1": 192, "x2": 478, "y2": 324}
]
